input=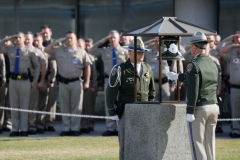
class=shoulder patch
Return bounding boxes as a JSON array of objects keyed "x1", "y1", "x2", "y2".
[
  {"x1": 111, "y1": 68, "x2": 118, "y2": 76},
  {"x1": 187, "y1": 63, "x2": 193, "y2": 73}
]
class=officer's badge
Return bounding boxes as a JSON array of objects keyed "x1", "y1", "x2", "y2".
[
  {"x1": 111, "y1": 68, "x2": 117, "y2": 76},
  {"x1": 23, "y1": 51, "x2": 28, "y2": 56},
  {"x1": 187, "y1": 63, "x2": 193, "y2": 73},
  {"x1": 144, "y1": 72, "x2": 149, "y2": 78}
]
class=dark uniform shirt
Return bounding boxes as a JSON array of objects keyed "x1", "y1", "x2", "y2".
[
  {"x1": 106, "y1": 59, "x2": 155, "y2": 116},
  {"x1": 178, "y1": 54, "x2": 218, "y2": 114}
]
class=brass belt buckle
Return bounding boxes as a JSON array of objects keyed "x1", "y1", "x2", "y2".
[{"x1": 17, "y1": 75, "x2": 22, "y2": 80}]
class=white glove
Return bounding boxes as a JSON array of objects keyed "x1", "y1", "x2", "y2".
[
  {"x1": 186, "y1": 114, "x2": 195, "y2": 122},
  {"x1": 167, "y1": 72, "x2": 179, "y2": 80},
  {"x1": 109, "y1": 115, "x2": 119, "y2": 121}
]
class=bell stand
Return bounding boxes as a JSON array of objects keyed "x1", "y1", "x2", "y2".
[{"x1": 133, "y1": 35, "x2": 184, "y2": 104}]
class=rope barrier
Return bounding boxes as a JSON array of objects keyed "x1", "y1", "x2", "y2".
[
  {"x1": 0, "y1": 106, "x2": 112, "y2": 120},
  {"x1": 0, "y1": 106, "x2": 239, "y2": 121}
]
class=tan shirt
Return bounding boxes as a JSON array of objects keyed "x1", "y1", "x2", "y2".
[
  {"x1": 0, "y1": 54, "x2": 5, "y2": 83},
  {"x1": 28, "y1": 46, "x2": 47, "y2": 76},
  {"x1": 144, "y1": 49, "x2": 182, "y2": 79},
  {"x1": 50, "y1": 46, "x2": 92, "y2": 78},
  {"x1": 182, "y1": 49, "x2": 193, "y2": 72},
  {"x1": 40, "y1": 47, "x2": 57, "y2": 83},
  {"x1": 89, "y1": 40, "x2": 128, "y2": 75},
  {"x1": 0, "y1": 45, "x2": 40, "y2": 83},
  {"x1": 87, "y1": 54, "x2": 98, "y2": 88},
  {"x1": 209, "y1": 47, "x2": 221, "y2": 61},
  {"x1": 225, "y1": 48, "x2": 240, "y2": 85}
]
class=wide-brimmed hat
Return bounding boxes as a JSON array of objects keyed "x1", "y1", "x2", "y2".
[
  {"x1": 185, "y1": 31, "x2": 213, "y2": 46},
  {"x1": 125, "y1": 38, "x2": 149, "y2": 52}
]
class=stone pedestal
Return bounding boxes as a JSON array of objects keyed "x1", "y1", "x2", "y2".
[{"x1": 124, "y1": 103, "x2": 191, "y2": 160}]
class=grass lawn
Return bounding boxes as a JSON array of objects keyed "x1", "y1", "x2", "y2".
[{"x1": 0, "y1": 137, "x2": 239, "y2": 160}]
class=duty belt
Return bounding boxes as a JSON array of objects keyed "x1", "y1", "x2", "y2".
[
  {"x1": 10, "y1": 72, "x2": 29, "y2": 80},
  {"x1": 154, "y1": 77, "x2": 169, "y2": 84},
  {"x1": 230, "y1": 84, "x2": 240, "y2": 89},
  {"x1": 58, "y1": 75, "x2": 79, "y2": 84}
]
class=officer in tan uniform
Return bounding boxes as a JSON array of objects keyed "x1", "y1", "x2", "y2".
[
  {"x1": 89, "y1": 30, "x2": 128, "y2": 136},
  {"x1": 80, "y1": 38, "x2": 99, "y2": 133},
  {"x1": 24, "y1": 32, "x2": 47, "y2": 135},
  {"x1": 0, "y1": 53, "x2": 6, "y2": 133},
  {"x1": 80, "y1": 49, "x2": 98, "y2": 133},
  {"x1": 0, "y1": 32, "x2": 40, "y2": 137},
  {"x1": 45, "y1": 31, "x2": 91, "y2": 136},
  {"x1": 41, "y1": 25, "x2": 59, "y2": 132},
  {"x1": 2, "y1": 38, "x2": 12, "y2": 131},
  {"x1": 220, "y1": 34, "x2": 240, "y2": 138},
  {"x1": 33, "y1": 33, "x2": 57, "y2": 133}
]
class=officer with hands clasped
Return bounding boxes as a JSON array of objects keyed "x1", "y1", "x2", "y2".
[
  {"x1": 106, "y1": 38, "x2": 155, "y2": 160},
  {"x1": 167, "y1": 31, "x2": 219, "y2": 160}
]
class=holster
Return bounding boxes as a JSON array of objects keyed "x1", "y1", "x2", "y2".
[{"x1": 114, "y1": 100, "x2": 126, "y2": 119}]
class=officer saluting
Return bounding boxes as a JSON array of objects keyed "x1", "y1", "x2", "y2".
[
  {"x1": 0, "y1": 32, "x2": 40, "y2": 137},
  {"x1": 106, "y1": 38, "x2": 155, "y2": 160},
  {"x1": 44, "y1": 31, "x2": 92, "y2": 136},
  {"x1": 167, "y1": 31, "x2": 219, "y2": 160}
]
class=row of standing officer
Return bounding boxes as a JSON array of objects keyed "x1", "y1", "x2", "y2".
[{"x1": 0, "y1": 25, "x2": 59, "y2": 136}]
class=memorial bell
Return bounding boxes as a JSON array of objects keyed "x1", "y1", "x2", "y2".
[{"x1": 157, "y1": 36, "x2": 185, "y2": 61}]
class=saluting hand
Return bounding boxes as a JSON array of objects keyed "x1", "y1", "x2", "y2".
[{"x1": 55, "y1": 37, "x2": 66, "y2": 43}]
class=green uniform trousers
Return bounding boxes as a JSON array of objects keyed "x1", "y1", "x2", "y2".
[{"x1": 104, "y1": 79, "x2": 117, "y2": 131}]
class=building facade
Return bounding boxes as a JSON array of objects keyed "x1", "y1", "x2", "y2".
[{"x1": 0, "y1": 0, "x2": 239, "y2": 41}]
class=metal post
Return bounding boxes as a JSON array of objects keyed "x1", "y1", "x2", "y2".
[
  {"x1": 158, "y1": 36, "x2": 162, "y2": 103},
  {"x1": 134, "y1": 36, "x2": 137, "y2": 102},
  {"x1": 177, "y1": 36, "x2": 180, "y2": 101}
]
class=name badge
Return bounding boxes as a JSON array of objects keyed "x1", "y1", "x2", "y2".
[{"x1": 72, "y1": 59, "x2": 78, "y2": 64}]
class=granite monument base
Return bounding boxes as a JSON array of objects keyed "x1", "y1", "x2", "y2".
[{"x1": 124, "y1": 103, "x2": 191, "y2": 160}]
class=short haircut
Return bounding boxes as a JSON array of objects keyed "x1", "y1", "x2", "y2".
[
  {"x1": 41, "y1": 24, "x2": 52, "y2": 31},
  {"x1": 16, "y1": 32, "x2": 25, "y2": 37},
  {"x1": 85, "y1": 38, "x2": 93, "y2": 44},
  {"x1": 34, "y1": 33, "x2": 42, "y2": 38},
  {"x1": 67, "y1": 31, "x2": 75, "y2": 34},
  {"x1": 109, "y1": 30, "x2": 119, "y2": 36},
  {"x1": 25, "y1": 31, "x2": 33, "y2": 36}
]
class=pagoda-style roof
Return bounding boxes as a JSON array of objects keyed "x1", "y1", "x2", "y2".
[{"x1": 123, "y1": 17, "x2": 217, "y2": 36}]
